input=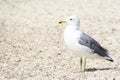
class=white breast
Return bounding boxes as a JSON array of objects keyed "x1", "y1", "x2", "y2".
[{"x1": 64, "y1": 26, "x2": 81, "y2": 51}]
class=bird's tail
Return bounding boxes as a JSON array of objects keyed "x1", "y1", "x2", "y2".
[
  {"x1": 104, "y1": 56, "x2": 114, "y2": 62},
  {"x1": 102, "y1": 50, "x2": 113, "y2": 62}
]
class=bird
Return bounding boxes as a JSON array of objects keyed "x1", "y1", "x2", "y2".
[{"x1": 58, "y1": 16, "x2": 113, "y2": 72}]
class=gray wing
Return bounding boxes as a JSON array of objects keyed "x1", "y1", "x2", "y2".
[{"x1": 79, "y1": 32, "x2": 109, "y2": 57}]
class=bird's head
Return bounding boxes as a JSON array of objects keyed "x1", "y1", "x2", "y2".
[{"x1": 59, "y1": 16, "x2": 80, "y2": 26}]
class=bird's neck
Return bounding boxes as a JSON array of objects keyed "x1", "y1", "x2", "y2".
[{"x1": 67, "y1": 25, "x2": 80, "y2": 30}]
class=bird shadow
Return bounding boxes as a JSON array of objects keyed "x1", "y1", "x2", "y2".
[{"x1": 86, "y1": 67, "x2": 114, "y2": 72}]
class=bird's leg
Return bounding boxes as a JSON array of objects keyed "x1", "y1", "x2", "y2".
[
  {"x1": 82, "y1": 57, "x2": 86, "y2": 72},
  {"x1": 78, "y1": 57, "x2": 86, "y2": 72},
  {"x1": 79, "y1": 57, "x2": 82, "y2": 72}
]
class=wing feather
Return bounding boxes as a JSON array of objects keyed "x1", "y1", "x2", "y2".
[{"x1": 79, "y1": 32, "x2": 109, "y2": 57}]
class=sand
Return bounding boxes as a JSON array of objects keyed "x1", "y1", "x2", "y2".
[{"x1": 0, "y1": 0, "x2": 120, "y2": 80}]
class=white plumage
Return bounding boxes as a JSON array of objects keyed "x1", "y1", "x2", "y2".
[{"x1": 59, "y1": 16, "x2": 113, "y2": 72}]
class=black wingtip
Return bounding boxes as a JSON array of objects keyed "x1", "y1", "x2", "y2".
[
  {"x1": 108, "y1": 59, "x2": 114, "y2": 62},
  {"x1": 106, "y1": 59, "x2": 114, "y2": 62},
  {"x1": 104, "y1": 56, "x2": 114, "y2": 62}
]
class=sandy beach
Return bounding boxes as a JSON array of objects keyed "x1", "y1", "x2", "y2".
[{"x1": 0, "y1": 0, "x2": 120, "y2": 80}]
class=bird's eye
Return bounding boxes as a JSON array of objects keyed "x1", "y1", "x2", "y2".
[{"x1": 70, "y1": 19, "x2": 72, "y2": 21}]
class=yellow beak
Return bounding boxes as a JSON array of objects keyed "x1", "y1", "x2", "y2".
[{"x1": 58, "y1": 20, "x2": 66, "y2": 24}]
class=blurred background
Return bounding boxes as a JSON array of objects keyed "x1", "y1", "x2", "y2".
[{"x1": 0, "y1": 0, "x2": 120, "y2": 80}]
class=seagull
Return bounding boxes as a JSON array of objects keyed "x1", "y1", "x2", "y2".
[{"x1": 59, "y1": 16, "x2": 113, "y2": 72}]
